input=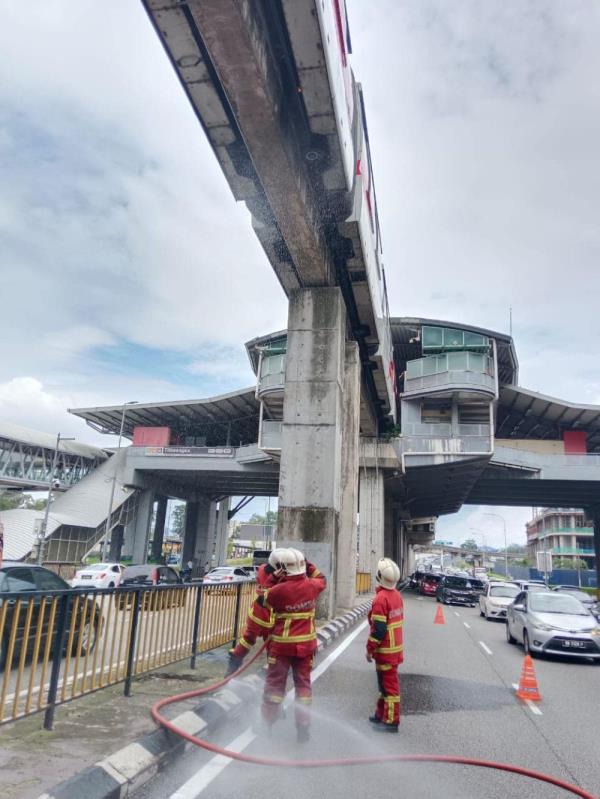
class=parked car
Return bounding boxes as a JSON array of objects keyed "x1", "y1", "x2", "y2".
[
  {"x1": 511, "y1": 580, "x2": 548, "y2": 593},
  {"x1": 479, "y1": 581, "x2": 521, "y2": 620},
  {"x1": 436, "y1": 575, "x2": 478, "y2": 606},
  {"x1": 419, "y1": 573, "x2": 442, "y2": 596},
  {"x1": 468, "y1": 578, "x2": 486, "y2": 596},
  {"x1": 506, "y1": 590, "x2": 600, "y2": 660},
  {"x1": 0, "y1": 562, "x2": 102, "y2": 670},
  {"x1": 116, "y1": 564, "x2": 184, "y2": 610},
  {"x1": 552, "y1": 586, "x2": 600, "y2": 618},
  {"x1": 71, "y1": 562, "x2": 124, "y2": 589},
  {"x1": 203, "y1": 567, "x2": 253, "y2": 585},
  {"x1": 241, "y1": 565, "x2": 259, "y2": 578}
]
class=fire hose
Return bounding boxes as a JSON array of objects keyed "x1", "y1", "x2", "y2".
[{"x1": 151, "y1": 644, "x2": 598, "y2": 799}]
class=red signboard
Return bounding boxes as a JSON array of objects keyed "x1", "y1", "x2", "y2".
[
  {"x1": 132, "y1": 426, "x2": 171, "y2": 446},
  {"x1": 563, "y1": 430, "x2": 587, "y2": 454}
]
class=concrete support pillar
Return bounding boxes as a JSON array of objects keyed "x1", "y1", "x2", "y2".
[
  {"x1": 384, "y1": 499, "x2": 395, "y2": 560},
  {"x1": 278, "y1": 287, "x2": 346, "y2": 617},
  {"x1": 131, "y1": 490, "x2": 155, "y2": 564},
  {"x1": 109, "y1": 525, "x2": 124, "y2": 562},
  {"x1": 151, "y1": 496, "x2": 168, "y2": 562},
  {"x1": 182, "y1": 498, "x2": 216, "y2": 574},
  {"x1": 336, "y1": 342, "x2": 360, "y2": 610},
  {"x1": 215, "y1": 497, "x2": 231, "y2": 566},
  {"x1": 358, "y1": 468, "x2": 385, "y2": 579}
]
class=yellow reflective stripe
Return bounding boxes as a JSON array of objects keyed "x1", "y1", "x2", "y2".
[
  {"x1": 266, "y1": 694, "x2": 284, "y2": 703},
  {"x1": 368, "y1": 636, "x2": 381, "y2": 644},
  {"x1": 249, "y1": 609, "x2": 274, "y2": 628},
  {"x1": 371, "y1": 614, "x2": 387, "y2": 622},
  {"x1": 376, "y1": 644, "x2": 404, "y2": 654},
  {"x1": 238, "y1": 637, "x2": 252, "y2": 650},
  {"x1": 376, "y1": 663, "x2": 392, "y2": 671},
  {"x1": 388, "y1": 621, "x2": 404, "y2": 629},
  {"x1": 276, "y1": 611, "x2": 314, "y2": 620},
  {"x1": 296, "y1": 696, "x2": 312, "y2": 704},
  {"x1": 270, "y1": 632, "x2": 316, "y2": 643}
]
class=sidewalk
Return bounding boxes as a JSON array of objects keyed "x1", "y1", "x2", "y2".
[{"x1": 1, "y1": 599, "x2": 372, "y2": 799}]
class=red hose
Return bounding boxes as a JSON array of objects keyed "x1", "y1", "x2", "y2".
[{"x1": 152, "y1": 646, "x2": 598, "y2": 799}]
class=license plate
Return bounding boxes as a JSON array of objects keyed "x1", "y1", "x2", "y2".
[
  {"x1": 81, "y1": 575, "x2": 92, "y2": 580},
  {"x1": 562, "y1": 640, "x2": 587, "y2": 649}
]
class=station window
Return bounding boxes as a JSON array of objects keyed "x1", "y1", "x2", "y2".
[
  {"x1": 421, "y1": 401, "x2": 452, "y2": 424},
  {"x1": 422, "y1": 326, "x2": 490, "y2": 354}
]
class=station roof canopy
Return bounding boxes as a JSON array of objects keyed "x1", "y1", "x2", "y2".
[
  {"x1": 496, "y1": 385, "x2": 600, "y2": 452},
  {"x1": 390, "y1": 317, "x2": 519, "y2": 387},
  {"x1": 69, "y1": 388, "x2": 261, "y2": 444}
]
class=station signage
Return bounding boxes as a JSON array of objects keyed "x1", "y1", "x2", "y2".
[{"x1": 145, "y1": 446, "x2": 235, "y2": 458}]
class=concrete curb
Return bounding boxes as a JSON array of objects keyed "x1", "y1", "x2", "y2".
[{"x1": 38, "y1": 601, "x2": 370, "y2": 799}]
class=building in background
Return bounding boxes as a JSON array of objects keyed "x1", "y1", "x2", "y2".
[{"x1": 526, "y1": 508, "x2": 596, "y2": 570}]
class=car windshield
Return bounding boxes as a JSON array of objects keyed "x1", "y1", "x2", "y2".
[
  {"x1": 556, "y1": 589, "x2": 590, "y2": 602},
  {"x1": 444, "y1": 577, "x2": 470, "y2": 588},
  {"x1": 84, "y1": 563, "x2": 112, "y2": 571},
  {"x1": 529, "y1": 593, "x2": 590, "y2": 615},
  {"x1": 490, "y1": 585, "x2": 520, "y2": 598}
]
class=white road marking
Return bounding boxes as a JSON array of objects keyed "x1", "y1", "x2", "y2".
[
  {"x1": 479, "y1": 641, "x2": 493, "y2": 655},
  {"x1": 169, "y1": 620, "x2": 369, "y2": 798},
  {"x1": 417, "y1": 597, "x2": 424, "y2": 601},
  {"x1": 511, "y1": 683, "x2": 543, "y2": 715},
  {"x1": 463, "y1": 622, "x2": 471, "y2": 629},
  {"x1": 453, "y1": 612, "x2": 460, "y2": 617}
]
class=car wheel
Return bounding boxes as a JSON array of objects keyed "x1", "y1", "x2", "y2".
[
  {"x1": 80, "y1": 617, "x2": 99, "y2": 656},
  {"x1": 480, "y1": 607, "x2": 485, "y2": 617},
  {"x1": 506, "y1": 622, "x2": 516, "y2": 644},
  {"x1": 523, "y1": 630, "x2": 536, "y2": 657}
]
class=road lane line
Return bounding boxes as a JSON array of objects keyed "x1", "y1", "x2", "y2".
[
  {"x1": 463, "y1": 622, "x2": 471, "y2": 629},
  {"x1": 453, "y1": 612, "x2": 460, "y2": 617},
  {"x1": 479, "y1": 641, "x2": 493, "y2": 655},
  {"x1": 511, "y1": 684, "x2": 543, "y2": 715},
  {"x1": 417, "y1": 597, "x2": 424, "y2": 601},
  {"x1": 169, "y1": 620, "x2": 369, "y2": 798}
]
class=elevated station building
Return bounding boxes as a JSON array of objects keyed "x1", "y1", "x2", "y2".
[{"x1": 69, "y1": 318, "x2": 600, "y2": 607}]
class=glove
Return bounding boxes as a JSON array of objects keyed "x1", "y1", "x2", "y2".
[{"x1": 225, "y1": 651, "x2": 243, "y2": 677}]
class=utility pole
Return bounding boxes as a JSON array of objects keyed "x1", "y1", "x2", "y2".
[
  {"x1": 485, "y1": 512, "x2": 508, "y2": 579},
  {"x1": 100, "y1": 402, "x2": 137, "y2": 562}
]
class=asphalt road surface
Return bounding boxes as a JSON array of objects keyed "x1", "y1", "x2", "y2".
[{"x1": 134, "y1": 593, "x2": 600, "y2": 799}]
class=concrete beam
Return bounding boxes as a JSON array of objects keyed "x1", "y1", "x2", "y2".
[
  {"x1": 131, "y1": 490, "x2": 155, "y2": 564},
  {"x1": 214, "y1": 497, "x2": 230, "y2": 566}
]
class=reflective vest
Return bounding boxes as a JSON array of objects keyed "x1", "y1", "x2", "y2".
[
  {"x1": 264, "y1": 569, "x2": 326, "y2": 657},
  {"x1": 367, "y1": 586, "x2": 404, "y2": 665},
  {"x1": 235, "y1": 564, "x2": 278, "y2": 653}
]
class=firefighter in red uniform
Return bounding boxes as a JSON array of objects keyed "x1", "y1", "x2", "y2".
[
  {"x1": 225, "y1": 549, "x2": 287, "y2": 675},
  {"x1": 261, "y1": 548, "x2": 326, "y2": 743},
  {"x1": 366, "y1": 557, "x2": 404, "y2": 733}
]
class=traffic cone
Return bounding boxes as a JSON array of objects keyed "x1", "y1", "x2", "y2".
[
  {"x1": 515, "y1": 655, "x2": 541, "y2": 702},
  {"x1": 434, "y1": 605, "x2": 445, "y2": 625}
]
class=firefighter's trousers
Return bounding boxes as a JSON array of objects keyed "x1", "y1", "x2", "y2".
[
  {"x1": 374, "y1": 661, "x2": 401, "y2": 726},
  {"x1": 262, "y1": 653, "x2": 313, "y2": 729}
]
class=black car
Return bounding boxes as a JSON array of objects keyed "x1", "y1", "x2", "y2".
[
  {"x1": 0, "y1": 562, "x2": 102, "y2": 670},
  {"x1": 436, "y1": 575, "x2": 478, "y2": 606},
  {"x1": 116, "y1": 564, "x2": 185, "y2": 609}
]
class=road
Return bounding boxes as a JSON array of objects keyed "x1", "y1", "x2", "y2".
[{"x1": 134, "y1": 592, "x2": 600, "y2": 799}]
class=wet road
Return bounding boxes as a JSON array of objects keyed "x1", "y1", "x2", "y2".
[{"x1": 134, "y1": 593, "x2": 600, "y2": 799}]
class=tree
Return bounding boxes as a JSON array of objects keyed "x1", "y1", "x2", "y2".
[
  {"x1": 507, "y1": 543, "x2": 526, "y2": 554},
  {"x1": 170, "y1": 504, "x2": 186, "y2": 537},
  {"x1": 461, "y1": 538, "x2": 478, "y2": 551},
  {"x1": 0, "y1": 492, "x2": 47, "y2": 511},
  {"x1": 247, "y1": 510, "x2": 278, "y2": 526},
  {"x1": 554, "y1": 557, "x2": 587, "y2": 570}
]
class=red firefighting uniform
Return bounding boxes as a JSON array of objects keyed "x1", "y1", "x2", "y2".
[
  {"x1": 261, "y1": 566, "x2": 326, "y2": 729},
  {"x1": 229, "y1": 564, "x2": 278, "y2": 660},
  {"x1": 367, "y1": 586, "x2": 404, "y2": 727}
]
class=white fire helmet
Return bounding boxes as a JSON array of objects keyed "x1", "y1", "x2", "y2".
[
  {"x1": 375, "y1": 558, "x2": 400, "y2": 590},
  {"x1": 278, "y1": 547, "x2": 306, "y2": 576},
  {"x1": 268, "y1": 548, "x2": 288, "y2": 574}
]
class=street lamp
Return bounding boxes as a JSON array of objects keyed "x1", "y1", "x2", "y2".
[
  {"x1": 100, "y1": 402, "x2": 137, "y2": 561},
  {"x1": 36, "y1": 433, "x2": 75, "y2": 564},
  {"x1": 485, "y1": 512, "x2": 508, "y2": 578}
]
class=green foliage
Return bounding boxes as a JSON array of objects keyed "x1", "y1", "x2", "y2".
[
  {"x1": 247, "y1": 510, "x2": 278, "y2": 525},
  {"x1": 0, "y1": 492, "x2": 48, "y2": 511},
  {"x1": 554, "y1": 557, "x2": 588, "y2": 570},
  {"x1": 170, "y1": 504, "x2": 186, "y2": 536},
  {"x1": 380, "y1": 424, "x2": 402, "y2": 441},
  {"x1": 461, "y1": 538, "x2": 478, "y2": 551},
  {"x1": 507, "y1": 543, "x2": 526, "y2": 553}
]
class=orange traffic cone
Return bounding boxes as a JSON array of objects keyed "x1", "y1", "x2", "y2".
[
  {"x1": 515, "y1": 655, "x2": 541, "y2": 702},
  {"x1": 434, "y1": 605, "x2": 445, "y2": 625}
]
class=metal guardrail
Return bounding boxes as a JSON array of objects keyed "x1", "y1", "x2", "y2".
[{"x1": 0, "y1": 580, "x2": 255, "y2": 728}]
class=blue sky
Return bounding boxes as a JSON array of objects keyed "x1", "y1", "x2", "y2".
[{"x1": 1, "y1": 1, "x2": 599, "y2": 536}]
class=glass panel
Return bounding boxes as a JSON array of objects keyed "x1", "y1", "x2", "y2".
[
  {"x1": 405, "y1": 359, "x2": 422, "y2": 378},
  {"x1": 443, "y1": 328, "x2": 464, "y2": 348},
  {"x1": 422, "y1": 357, "x2": 438, "y2": 376},
  {"x1": 464, "y1": 332, "x2": 486, "y2": 348},
  {"x1": 422, "y1": 326, "x2": 443, "y2": 348},
  {"x1": 448, "y1": 351, "x2": 468, "y2": 370},
  {"x1": 468, "y1": 353, "x2": 484, "y2": 371}
]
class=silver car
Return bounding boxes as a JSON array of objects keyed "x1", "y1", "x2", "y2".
[
  {"x1": 479, "y1": 581, "x2": 520, "y2": 621},
  {"x1": 506, "y1": 590, "x2": 600, "y2": 660}
]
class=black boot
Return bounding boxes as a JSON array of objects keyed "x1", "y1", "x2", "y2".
[
  {"x1": 368, "y1": 715, "x2": 382, "y2": 725},
  {"x1": 372, "y1": 722, "x2": 399, "y2": 734}
]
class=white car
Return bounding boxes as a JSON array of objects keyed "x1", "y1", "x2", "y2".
[
  {"x1": 71, "y1": 563, "x2": 124, "y2": 589},
  {"x1": 479, "y1": 581, "x2": 521, "y2": 621},
  {"x1": 202, "y1": 566, "x2": 253, "y2": 584}
]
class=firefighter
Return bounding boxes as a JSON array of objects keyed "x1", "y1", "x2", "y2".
[
  {"x1": 366, "y1": 557, "x2": 403, "y2": 733},
  {"x1": 225, "y1": 548, "x2": 287, "y2": 675},
  {"x1": 261, "y1": 548, "x2": 326, "y2": 743}
]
